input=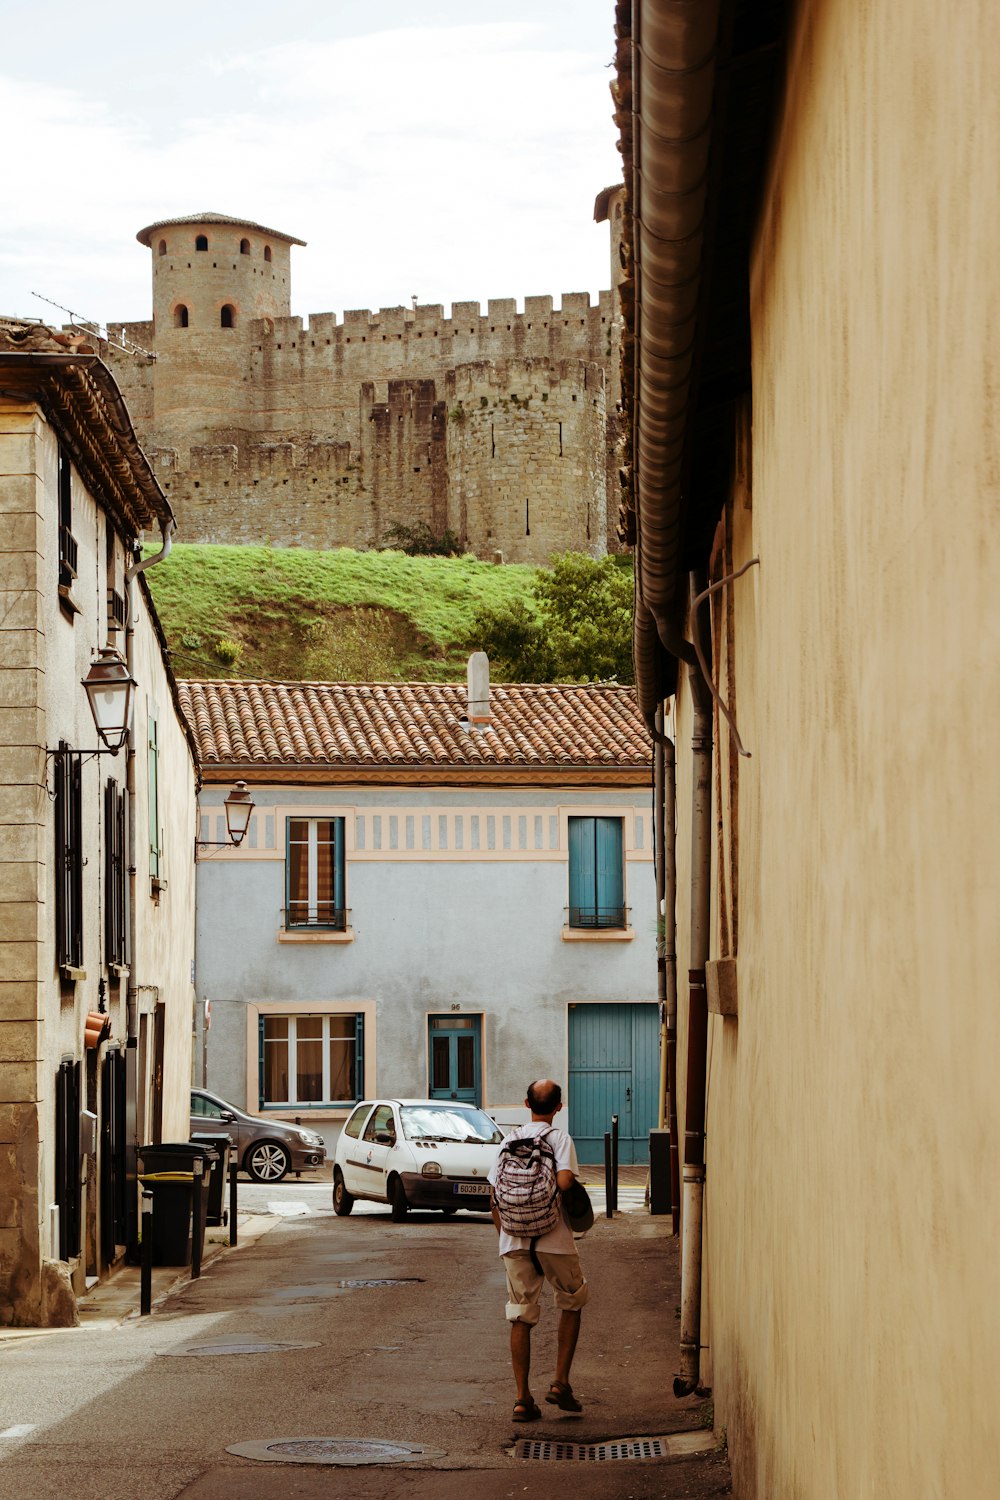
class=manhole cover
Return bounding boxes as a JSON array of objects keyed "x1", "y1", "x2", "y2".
[
  {"x1": 227, "y1": 1437, "x2": 445, "y2": 1466},
  {"x1": 159, "y1": 1340, "x2": 320, "y2": 1357},
  {"x1": 514, "y1": 1436, "x2": 671, "y2": 1462}
]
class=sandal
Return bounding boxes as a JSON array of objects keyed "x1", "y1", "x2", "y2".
[
  {"x1": 546, "y1": 1381, "x2": 583, "y2": 1413},
  {"x1": 512, "y1": 1398, "x2": 542, "y2": 1423}
]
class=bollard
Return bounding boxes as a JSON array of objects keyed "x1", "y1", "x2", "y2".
[
  {"x1": 191, "y1": 1158, "x2": 204, "y2": 1279},
  {"x1": 140, "y1": 1190, "x2": 153, "y2": 1315},
  {"x1": 604, "y1": 1131, "x2": 613, "y2": 1218},
  {"x1": 611, "y1": 1114, "x2": 620, "y2": 1216},
  {"x1": 229, "y1": 1156, "x2": 238, "y2": 1247}
]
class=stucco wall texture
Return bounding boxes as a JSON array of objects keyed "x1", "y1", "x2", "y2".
[
  {"x1": 672, "y1": 3, "x2": 1000, "y2": 1497},
  {"x1": 100, "y1": 218, "x2": 620, "y2": 559}
]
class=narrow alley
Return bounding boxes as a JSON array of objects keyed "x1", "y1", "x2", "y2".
[{"x1": 0, "y1": 1185, "x2": 728, "y2": 1500}]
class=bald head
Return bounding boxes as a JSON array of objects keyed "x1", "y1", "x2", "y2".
[{"x1": 526, "y1": 1079, "x2": 562, "y2": 1118}]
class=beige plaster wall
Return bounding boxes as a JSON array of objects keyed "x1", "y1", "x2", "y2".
[
  {"x1": 130, "y1": 581, "x2": 198, "y2": 1144},
  {"x1": 672, "y1": 2, "x2": 1000, "y2": 1494},
  {"x1": 0, "y1": 399, "x2": 196, "y2": 1322}
]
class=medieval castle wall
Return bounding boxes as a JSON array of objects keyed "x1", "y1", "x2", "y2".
[{"x1": 100, "y1": 213, "x2": 623, "y2": 561}]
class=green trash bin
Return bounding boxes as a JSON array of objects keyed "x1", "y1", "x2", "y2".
[{"x1": 138, "y1": 1171, "x2": 194, "y2": 1265}]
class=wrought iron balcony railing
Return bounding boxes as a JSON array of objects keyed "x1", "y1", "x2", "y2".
[
  {"x1": 566, "y1": 904, "x2": 629, "y2": 930},
  {"x1": 282, "y1": 905, "x2": 349, "y2": 933}
]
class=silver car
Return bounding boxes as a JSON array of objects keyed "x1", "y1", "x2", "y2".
[{"x1": 190, "y1": 1087, "x2": 326, "y2": 1182}]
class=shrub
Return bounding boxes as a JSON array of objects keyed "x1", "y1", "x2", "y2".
[
  {"x1": 215, "y1": 636, "x2": 243, "y2": 666},
  {"x1": 380, "y1": 521, "x2": 462, "y2": 558}
]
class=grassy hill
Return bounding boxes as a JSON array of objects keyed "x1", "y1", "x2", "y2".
[{"x1": 143, "y1": 543, "x2": 542, "y2": 682}]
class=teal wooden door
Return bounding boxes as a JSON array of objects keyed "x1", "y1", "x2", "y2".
[
  {"x1": 428, "y1": 1015, "x2": 481, "y2": 1105},
  {"x1": 568, "y1": 1004, "x2": 659, "y2": 1164}
]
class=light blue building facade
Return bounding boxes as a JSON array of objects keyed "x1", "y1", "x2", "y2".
[{"x1": 185, "y1": 678, "x2": 659, "y2": 1163}]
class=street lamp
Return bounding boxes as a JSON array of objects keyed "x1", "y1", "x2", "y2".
[
  {"x1": 197, "y1": 781, "x2": 256, "y2": 850},
  {"x1": 80, "y1": 646, "x2": 136, "y2": 753},
  {"x1": 223, "y1": 781, "x2": 254, "y2": 846}
]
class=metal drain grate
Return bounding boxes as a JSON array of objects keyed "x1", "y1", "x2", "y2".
[
  {"x1": 227, "y1": 1436, "x2": 445, "y2": 1466},
  {"x1": 514, "y1": 1437, "x2": 670, "y2": 1462}
]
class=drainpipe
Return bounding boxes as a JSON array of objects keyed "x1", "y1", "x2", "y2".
[
  {"x1": 653, "y1": 703, "x2": 680, "y2": 1231},
  {"x1": 654, "y1": 710, "x2": 666, "y2": 1129},
  {"x1": 122, "y1": 518, "x2": 174, "y2": 1247},
  {"x1": 674, "y1": 569, "x2": 713, "y2": 1398}
]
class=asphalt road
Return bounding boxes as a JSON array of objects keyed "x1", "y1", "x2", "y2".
[{"x1": 0, "y1": 1185, "x2": 729, "y2": 1500}]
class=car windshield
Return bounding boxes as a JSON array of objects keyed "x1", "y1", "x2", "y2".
[{"x1": 400, "y1": 1106, "x2": 503, "y2": 1145}]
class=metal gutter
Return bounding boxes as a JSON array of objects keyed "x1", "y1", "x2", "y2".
[{"x1": 628, "y1": 0, "x2": 722, "y2": 722}]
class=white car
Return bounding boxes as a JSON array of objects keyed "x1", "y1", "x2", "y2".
[{"x1": 332, "y1": 1098, "x2": 503, "y2": 1220}]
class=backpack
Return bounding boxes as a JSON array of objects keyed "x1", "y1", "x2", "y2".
[{"x1": 493, "y1": 1128, "x2": 562, "y2": 1269}]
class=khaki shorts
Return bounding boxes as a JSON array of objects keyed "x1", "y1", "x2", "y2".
[{"x1": 503, "y1": 1250, "x2": 590, "y2": 1325}]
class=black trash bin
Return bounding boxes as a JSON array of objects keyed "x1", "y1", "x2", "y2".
[
  {"x1": 138, "y1": 1143, "x2": 214, "y2": 1266},
  {"x1": 138, "y1": 1171, "x2": 194, "y2": 1265},
  {"x1": 190, "y1": 1133, "x2": 231, "y2": 1227}
]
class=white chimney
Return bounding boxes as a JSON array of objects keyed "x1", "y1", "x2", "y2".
[{"x1": 467, "y1": 651, "x2": 491, "y2": 726}]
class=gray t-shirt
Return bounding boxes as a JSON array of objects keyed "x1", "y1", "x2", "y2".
[{"x1": 487, "y1": 1121, "x2": 580, "y2": 1256}]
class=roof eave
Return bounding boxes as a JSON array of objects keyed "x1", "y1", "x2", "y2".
[{"x1": 0, "y1": 349, "x2": 174, "y2": 538}]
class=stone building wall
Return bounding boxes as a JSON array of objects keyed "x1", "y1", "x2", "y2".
[
  {"x1": 145, "y1": 358, "x2": 606, "y2": 557},
  {"x1": 97, "y1": 213, "x2": 623, "y2": 559}
]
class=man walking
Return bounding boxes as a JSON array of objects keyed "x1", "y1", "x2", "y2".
[{"x1": 488, "y1": 1078, "x2": 589, "y2": 1422}]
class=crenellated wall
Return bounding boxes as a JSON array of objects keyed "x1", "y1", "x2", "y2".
[{"x1": 94, "y1": 212, "x2": 624, "y2": 559}]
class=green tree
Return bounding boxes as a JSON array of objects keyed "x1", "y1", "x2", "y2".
[
  {"x1": 465, "y1": 598, "x2": 555, "y2": 682},
  {"x1": 536, "y1": 553, "x2": 634, "y2": 683},
  {"x1": 467, "y1": 553, "x2": 634, "y2": 684}
]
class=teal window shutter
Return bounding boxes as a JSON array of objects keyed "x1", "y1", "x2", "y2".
[
  {"x1": 354, "y1": 1011, "x2": 365, "y2": 1100},
  {"x1": 334, "y1": 817, "x2": 346, "y2": 917},
  {"x1": 595, "y1": 817, "x2": 625, "y2": 927},
  {"x1": 147, "y1": 714, "x2": 160, "y2": 879},
  {"x1": 568, "y1": 816, "x2": 596, "y2": 925},
  {"x1": 568, "y1": 815, "x2": 624, "y2": 928}
]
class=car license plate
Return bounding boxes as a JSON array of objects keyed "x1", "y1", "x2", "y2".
[{"x1": 454, "y1": 1183, "x2": 486, "y2": 1196}]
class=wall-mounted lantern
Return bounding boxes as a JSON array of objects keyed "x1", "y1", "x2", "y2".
[
  {"x1": 197, "y1": 781, "x2": 256, "y2": 850},
  {"x1": 223, "y1": 781, "x2": 254, "y2": 845},
  {"x1": 80, "y1": 646, "x2": 136, "y2": 753}
]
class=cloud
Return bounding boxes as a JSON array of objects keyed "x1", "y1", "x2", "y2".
[{"x1": 0, "y1": 21, "x2": 621, "y2": 322}]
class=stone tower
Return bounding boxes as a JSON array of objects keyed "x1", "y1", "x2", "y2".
[{"x1": 135, "y1": 211, "x2": 305, "y2": 448}]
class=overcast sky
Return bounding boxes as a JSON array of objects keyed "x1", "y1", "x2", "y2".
[{"x1": 0, "y1": 0, "x2": 622, "y2": 328}]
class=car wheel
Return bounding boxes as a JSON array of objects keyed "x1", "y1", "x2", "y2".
[
  {"x1": 246, "y1": 1141, "x2": 290, "y2": 1183},
  {"x1": 333, "y1": 1168, "x2": 354, "y2": 1216},
  {"x1": 389, "y1": 1175, "x2": 409, "y2": 1222}
]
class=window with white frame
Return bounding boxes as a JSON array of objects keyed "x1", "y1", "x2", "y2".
[
  {"x1": 285, "y1": 817, "x2": 346, "y2": 929},
  {"x1": 258, "y1": 1013, "x2": 363, "y2": 1108}
]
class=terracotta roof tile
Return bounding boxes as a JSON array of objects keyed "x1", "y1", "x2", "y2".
[{"x1": 179, "y1": 679, "x2": 650, "y2": 774}]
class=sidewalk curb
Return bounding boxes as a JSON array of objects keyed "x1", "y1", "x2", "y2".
[{"x1": 0, "y1": 1212, "x2": 282, "y2": 1341}]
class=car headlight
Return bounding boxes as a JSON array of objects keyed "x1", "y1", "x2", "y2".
[
  {"x1": 298, "y1": 1131, "x2": 324, "y2": 1147},
  {"x1": 421, "y1": 1161, "x2": 443, "y2": 1178}
]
